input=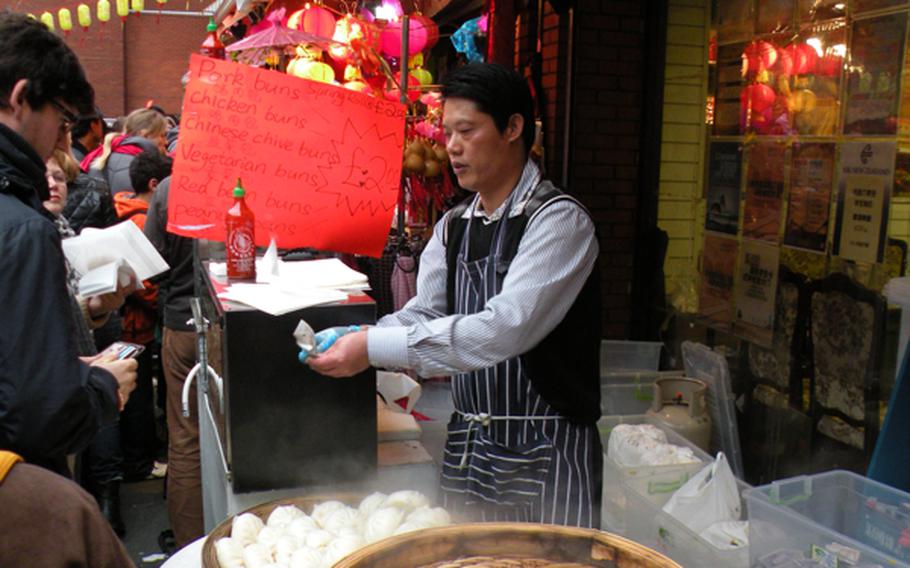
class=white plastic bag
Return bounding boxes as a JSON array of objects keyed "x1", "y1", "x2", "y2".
[{"x1": 661, "y1": 452, "x2": 740, "y2": 534}]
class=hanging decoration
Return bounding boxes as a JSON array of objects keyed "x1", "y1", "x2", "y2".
[
  {"x1": 381, "y1": 17, "x2": 428, "y2": 58},
  {"x1": 77, "y1": 4, "x2": 92, "y2": 31},
  {"x1": 58, "y1": 8, "x2": 73, "y2": 35},
  {"x1": 451, "y1": 15, "x2": 486, "y2": 63},
  {"x1": 97, "y1": 0, "x2": 111, "y2": 25},
  {"x1": 289, "y1": 4, "x2": 336, "y2": 38},
  {"x1": 131, "y1": 0, "x2": 144, "y2": 17},
  {"x1": 155, "y1": 0, "x2": 166, "y2": 22},
  {"x1": 116, "y1": 0, "x2": 129, "y2": 23},
  {"x1": 40, "y1": 11, "x2": 55, "y2": 31},
  {"x1": 225, "y1": 7, "x2": 342, "y2": 67}
]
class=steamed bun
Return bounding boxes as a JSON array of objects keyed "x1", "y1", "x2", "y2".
[{"x1": 232, "y1": 512, "x2": 265, "y2": 546}]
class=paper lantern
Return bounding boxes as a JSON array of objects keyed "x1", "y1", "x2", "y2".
[
  {"x1": 58, "y1": 8, "x2": 73, "y2": 33},
  {"x1": 740, "y1": 83, "x2": 776, "y2": 113},
  {"x1": 344, "y1": 80, "x2": 372, "y2": 93},
  {"x1": 785, "y1": 43, "x2": 818, "y2": 75},
  {"x1": 411, "y1": 67, "x2": 432, "y2": 85},
  {"x1": 394, "y1": 70, "x2": 423, "y2": 102},
  {"x1": 97, "y1": 0, "x2": 111, "y2": 23},
  {"x1": 743, "y1": 40, "x2": 777, "y2": 72},
  {"x1": 289, "y1": 5, "x2": 336, "y2": 38},
  {"x1": 40, "y1": 11, "x2": 55, "y2": 30},
  {"x1": 131, "y1": 0, "x2": 144, "y2": 14},
  {"x1": 290, "y1": 60, "x2": 335, "y2": 83},
  {"x1": 381, "y1": 18, "x2": 428, "y2": 58},
  {"x1": 411, "y1": 14, "x2": 438, "y2": 49},
  {"x1": 330, "y1": 14, "x2": 368, "y2": 61},
  {"x1": 116, "y1": 0, "x2": 129, "y2": 21},
  {"x1": 816, "y1": 54, "x2": 843, "y2": 77},
  {"x1": 77, "y1": 4, "x2": 92, "y2": 30},
  {"x1": 772, "y1": 46, "x2": 792, "y2": 76}
]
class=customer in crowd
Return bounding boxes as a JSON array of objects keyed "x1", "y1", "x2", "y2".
[
  {"x1": 82, "y1": 107, "x2": 167, "y2": 194},
  {"x1": 70, "y1": 105, "x2": 105, "y2": 163},
  {"x1": 114, "y1": 149, "x2": 173, "y2": 484},
  {"x1": 63, "y1": 127, "x2": 119, "y2": 234},
  {"x1": 308, "y1": 63, "x2": 602, "y2": 528},
  {"x1": 0, "y1": 450, "x2": 135, "y2": 567},
  {"x1": 145, "y1": 175, "x2": 202, "y2": 548},
  {"x1": 0, "y1": 9, "x2": 137, "y2": 474}
]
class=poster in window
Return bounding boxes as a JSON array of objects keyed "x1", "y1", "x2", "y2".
[
  {"x1": 894, "y1": 149, "x2": 910, "y2": 196},
  {"x1": 699, "y1": 234, "x2": 738, "y2": 326},
  {"x1": 705, "y1": 142, "x2": 742, "y2": 235},
  {"x1": 784, "y1": 142, "x2": 835, "y2": 251},
  {"x1": 743, "y1": 142, "x2": 786, "y2": 243},
  {"x1": 716, "y1": 0, "x2": 753, "y2": 43},
  {"x1": 851, "y1": 0, "x2": 908, "y2": 14},
  {"x1": 798, "y1": 0, "x2": 845, "y2": 22},
  {"x1": 757, "y1": 0, "x2": 794, "y2": 34},
  {"x1": 833, "y1": 141, "x2": 896, "y2": 264},
  {"x1": 733, "y1": 240, "x2": 780, "y2": 345},
  {"x1": 844, "y1": 13, "x2": 907, "y2": 135}
]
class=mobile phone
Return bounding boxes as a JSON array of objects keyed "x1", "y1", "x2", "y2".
[{"x1": 100, "y1": 341, "x2": 145, "y2": 360}]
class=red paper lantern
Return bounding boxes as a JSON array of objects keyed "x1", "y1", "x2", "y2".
[
  {"x1": 772, "y1": 46, "x2": 793, "y2": 77},
  {"x1": 740, "y1": 83, "x2": 776, "y2": 113},
  {"x1": 289, "y1": 5, "x2": 336, "y2": 38},
  {"x1": 816, "y1": 54, "x2": 843, "y2": 77},
  {"x1": 394, "y1": 70, "x2": 423, "y2": 102},
  {"x1": 785, "y1": 43, "x2": 818, "y2": 75},
  {"x1": 743, "y1": 40, "x2": 777, "y2": 72},
  {"x1": 411, "y1": 14, "x2": 438, "y2": 49},
  {"x1": 380, "y1": 18, "x2": 428, "y2": 58}
]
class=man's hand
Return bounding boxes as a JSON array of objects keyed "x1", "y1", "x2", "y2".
[
  {"x1": 92, "y1": 357, "x2": 138, "y2": 411},
  {"x1": 307, "y1": 330, "x2": 370, "y2": 378},
  {"x1": 86, "y1": 278, "x2": 137, "y2": 319}
]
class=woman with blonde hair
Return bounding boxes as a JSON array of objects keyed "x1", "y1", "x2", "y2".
[{"x1": 81, "y1": 108, "x2": 168, "y2": 195}]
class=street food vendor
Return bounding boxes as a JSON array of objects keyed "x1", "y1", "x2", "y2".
[{"x1": 308, "y1": 62, "x2": 602, "y2": 528}]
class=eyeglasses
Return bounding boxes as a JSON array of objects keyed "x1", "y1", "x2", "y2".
[{"x1": 49, "y1": 99, "x2": 78, "y2": 132}]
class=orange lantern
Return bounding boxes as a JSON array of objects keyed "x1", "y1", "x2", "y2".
[{"x1": 289, "y1": 4, "x2": 336, "y2": 38}]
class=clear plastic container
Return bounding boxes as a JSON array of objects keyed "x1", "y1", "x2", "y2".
[
  {"x1": 622, "y1": 473, "x2": 751, "y2": 568},
  {"x1": 598, "y1": 414, "x2": 712, "y2": 534},
  {"x1": 600, "y1": 340, "x2": 662, "y2": 376},
  {"x1": 601, "y1": 382, "x2": 654, "y2": 416},
  {"x1": 744, "y1": 470, "x2": 910, "y2": 568}
]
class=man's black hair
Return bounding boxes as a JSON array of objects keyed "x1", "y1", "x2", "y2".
[
  {"x1": 441, "y1": 63, "x2": 535, "y2": 156},
  {"x1": 70, "y1": 106, "x2": 104, "y2": 140},
  {"x1": 0, "y1": 11, "x2": 94, "y2": 115},
  {"x1": 129, "y1": 150, "x2": 173, "y2": 195}
]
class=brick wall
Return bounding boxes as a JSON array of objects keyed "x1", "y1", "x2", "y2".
[
  {"x1": 12, "y1": 2, "x2": 207, "y2": 116},
  {"x1": 513, "y1": 1, "x2": 646, "y2": 338}
]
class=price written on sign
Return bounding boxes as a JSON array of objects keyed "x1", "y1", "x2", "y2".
[{"x1": 168, "y1": 55, "x2": 406, "y2": 257}]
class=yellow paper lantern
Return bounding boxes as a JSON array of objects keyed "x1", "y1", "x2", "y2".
[
  {"x1": 131, "y1": 0, "x2": 145, "y2": 13},
  {"x1": 291, "y1": 60, "x2": 335, "y2": 83},
  {"x1": 156, "y1": 0, "x2": 166, "y2": 4},
  {"x1": 116, "y1": 0, "x2": 129, "y2": 19},
  {"x1": 411, "y1": 67, "x2": 433, "y2": 86},
  {"x1": 77, "y1": 4, "x2": 92, "y2": 30},
  {"x1": 40, "y1": 11, "x2": 55, "y2": 31},
  {"x1": 58, "y1": 8, "x2": 74, "y2": 33},
  {"x1": 97, "y1": 0, "x2": 111, "y2": 22}
]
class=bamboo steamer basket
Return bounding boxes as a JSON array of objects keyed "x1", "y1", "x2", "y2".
[
  {"x1": 201, "y1": 492, "x2": 364, "y2": 568},
  {"x1": 334, "y1": 523, "x2": 682, "y2": 568}
]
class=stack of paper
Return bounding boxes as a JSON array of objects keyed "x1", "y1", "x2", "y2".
[{"x1": 62, "y1": 222, "x2": 169, "y2": 296}]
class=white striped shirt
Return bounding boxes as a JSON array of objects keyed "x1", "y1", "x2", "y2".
[{"x1": 367, "y1": 160, "x2": 599, "y2": 377}]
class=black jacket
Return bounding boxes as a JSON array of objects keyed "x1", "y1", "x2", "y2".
[
  {"x1": 0, "y1": 124, "x2": 119, "y2": 472},
  {"x1": 62, "y1": 173, "x2": 118, "y2": 234},
  {"x1": 87, "y1": 136, "x2": 159, "y2": 195},
  {"x1": 145, "y1": 177, "x2": 195, "y2": 331}
]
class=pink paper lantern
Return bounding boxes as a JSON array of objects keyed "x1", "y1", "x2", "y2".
[
  {"x1": 289, "y1": 5, "x2": 335, "y2": 38},
  {"x1": 381, "y1": 18, "x2": 428, "y2": 58}
]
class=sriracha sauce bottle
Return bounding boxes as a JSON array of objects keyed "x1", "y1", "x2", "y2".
[
  {"x1": 225, "y1": 178, "x2": 256, "y2": 280},
  {"x1": 200, "y1": 17, "x2": 225, "y2": 60}
]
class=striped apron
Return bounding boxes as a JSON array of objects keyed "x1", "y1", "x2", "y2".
[{"x1": 439, "y1": 193, "x2": 601, "y2": 528}]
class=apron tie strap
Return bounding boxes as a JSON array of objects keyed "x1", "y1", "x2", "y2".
[{"x1": 456, "y1": 410, "x2": 562, "y2": 468}]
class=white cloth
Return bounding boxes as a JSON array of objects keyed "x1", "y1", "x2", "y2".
[
  {"x1": 367, "y1": 160, "x2": 599, "y2": 377},
  {"x1": 160, "y1": 536, "x2": 205, "y2": 568}
]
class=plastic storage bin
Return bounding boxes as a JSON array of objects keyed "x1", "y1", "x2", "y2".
[
  {"x1": 601, "y1": 340, "x2": 662, "y2": 376},
  {"x1": 622, "y1": 473, "x2": 751, "y2": 568},
  {"x1": 744, "y1": 470, "x2": 910, "y2": 568},
  {"x1": 598, "y1": 414, "x2": 712, "y2": 534}
]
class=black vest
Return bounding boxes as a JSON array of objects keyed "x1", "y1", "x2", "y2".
[{"x1": 444, "y1": 181, "x2": 602, "y2": 424}]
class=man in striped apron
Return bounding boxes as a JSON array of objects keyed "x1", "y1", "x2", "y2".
[{"x1": 309, "y1": 63, "x2": 602, "y2": 528}]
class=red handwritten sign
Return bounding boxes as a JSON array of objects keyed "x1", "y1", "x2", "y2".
[{"x1": 168, "y1": 55, "x2": 406, "y2": 257}]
